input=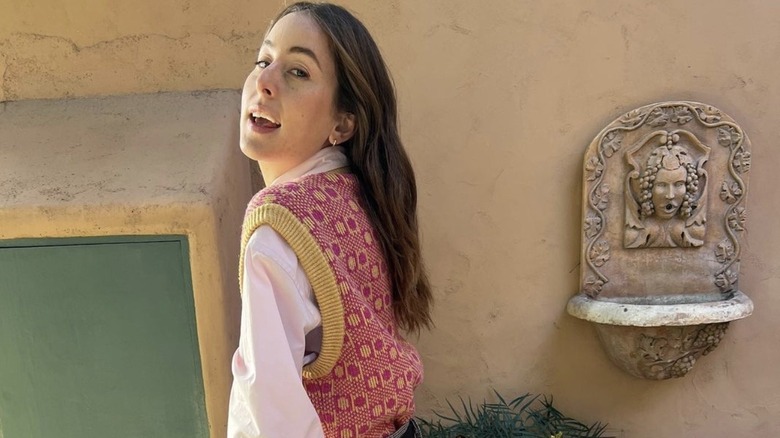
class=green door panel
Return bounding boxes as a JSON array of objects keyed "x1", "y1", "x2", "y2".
[{"x1": 0, "y1": 237, "x2": 207, "y2": 438}]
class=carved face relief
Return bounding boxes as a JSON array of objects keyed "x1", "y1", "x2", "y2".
[
  {"x1": 624, "y1": 132, "x2": 709, "y2": 249},
  {"x1": 652, "y1": 167, "x2": 687, "y2": 219}
]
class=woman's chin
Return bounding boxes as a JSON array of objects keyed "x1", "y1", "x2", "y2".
[{"x1": 239, "y1": 140, "x2": 263, "y2": 161}]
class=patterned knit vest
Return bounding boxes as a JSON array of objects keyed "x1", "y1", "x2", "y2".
[{"x1": 239, "y1": 172, "x2": 423, "y2": 438}]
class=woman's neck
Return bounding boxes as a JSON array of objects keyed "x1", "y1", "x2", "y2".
[{"x1": 260, "y1": 146, "x2": 348, "y2": 187}]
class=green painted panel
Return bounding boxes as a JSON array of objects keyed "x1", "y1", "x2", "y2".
[{"x1": 0, "y1": 237, "x2": 207, "y2": 438}]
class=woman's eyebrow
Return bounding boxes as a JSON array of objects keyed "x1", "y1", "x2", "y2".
[{"x1": 262, "y1": 39, "x2": 322, "y2": 70}]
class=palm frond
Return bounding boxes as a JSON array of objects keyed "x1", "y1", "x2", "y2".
[{"x1": 416, "y1": 391, "x2": 611, "y2": 438}]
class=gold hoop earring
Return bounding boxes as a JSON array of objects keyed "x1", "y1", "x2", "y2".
[{"x1": 332, "y1": 139, "x2": 338, "y2": 147}]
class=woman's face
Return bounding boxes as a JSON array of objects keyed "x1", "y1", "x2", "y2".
[
  {"x1": 652, "y1": 167, "x2": 687, "y2": 219},
  {"x1": 240, "y1": 12, "x2": 342, "y2": 176}
]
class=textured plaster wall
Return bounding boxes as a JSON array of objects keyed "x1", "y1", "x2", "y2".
[
  {"x1": 3, "y1": 0, "x2": 780, "y2": 436},
  {"x1": 0, "y1": 91, "x2": 250, "y2": 435}
]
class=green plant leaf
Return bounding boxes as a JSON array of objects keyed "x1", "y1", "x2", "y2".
[{"x1": 417, "y1": 390, "x2": 611, "y2": 438}]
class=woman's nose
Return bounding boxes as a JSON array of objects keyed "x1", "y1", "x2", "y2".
[
  {"x1": 256, "y1": 64, "x2": 278, "y2": 97},
  {"x1": 665, "y1": 186, "x2": 675, "y2": 199}
]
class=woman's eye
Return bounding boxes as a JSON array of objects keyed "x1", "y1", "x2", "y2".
[
  {"x1": 290, "y1": 68, "x2": 309, "y2": 78},
  {"x1": 255, "y1": 60, "x2": 270, "y2": 69}
]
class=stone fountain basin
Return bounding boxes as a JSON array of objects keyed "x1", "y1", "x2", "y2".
[
  {"x1": 567, "y1": 290, "x2": 753, "y2": 326},
  {"x1": 567, "y1": 291, "x2": 753, "y2": 379}
]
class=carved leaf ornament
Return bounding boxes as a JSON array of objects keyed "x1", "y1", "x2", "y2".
[
  {"x1": 671, "y1": 106, "x2": 693, "y2": 125},
  {"x1": 584, "y1": 215, "x2": 602, "y2": 239},
  {"x1": 601, "y1": 131, "x2": 622, "y2": 158},
  {"x1": 715, "y1": 240, "x2": 735, "y2": 264},
  {"x1": 620, "y1": 109, "x2": 645, "y2": 127},
  {"x1": 583, "y1": 276, "x2": 604, "y2": 297},
  {"x1": 728, "y1": 207, "x2": 747, "y2": 232},
  {"x1": 719, "y1": 181, "x2": 742, "y2": 203},
  {"x1": 697, "y1": 106, "x2": 722, "y2": 123},
  {"x1": 733, "y1": 151, "x2": 751, "y2": 174},
  {"x1": 585, "y1": 157, "x2": 604, "y2": 182},
  {"x1": 589, "y1": 241, "x2": 610, "y2": 267},
  {"x1": 715, "y1": 269, "x2": 738, "y2": 292},
  {"x1": 718, "y1": 126, "x2": 742, "y2": 148},
  {"x1": 591, "y1": 184, "x2": 609, "y2": 211}
]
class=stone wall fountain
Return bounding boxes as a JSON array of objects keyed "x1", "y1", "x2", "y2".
[{"x1": 567, "y1": 101, "x2": 754, "y2": 379}]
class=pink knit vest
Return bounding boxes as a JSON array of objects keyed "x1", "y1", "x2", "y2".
[{"x1": 239, "y1": 172, "x2": 423, "y2": 438}]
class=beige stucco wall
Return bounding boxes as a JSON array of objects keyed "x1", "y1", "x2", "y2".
[
  {"x1": 0, "y1": 91, "x2": 250, "y2": 435},
  {"x1": 3, "y1": 0, "x2": 780, "y2": 436}
]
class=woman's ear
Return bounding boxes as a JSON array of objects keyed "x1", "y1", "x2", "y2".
[{"x1": 330, "y1": 112, "x2": 356, "y2": 145}]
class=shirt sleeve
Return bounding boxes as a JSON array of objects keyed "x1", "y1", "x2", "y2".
[{"x1": 227, "y1": 226, "x2": 325, "y2": 438}]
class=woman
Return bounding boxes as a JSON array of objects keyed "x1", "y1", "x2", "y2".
[{"x1": 228, "y1": 3, "x2": 432, "y2": 437}]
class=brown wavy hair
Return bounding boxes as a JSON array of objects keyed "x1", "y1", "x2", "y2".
[{"x1": 269, "y1": 2, "x2": 432, "y2": 333}]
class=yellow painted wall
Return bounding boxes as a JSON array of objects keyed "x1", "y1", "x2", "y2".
[{"x1": 3, "y1": 1, "x2": 780, "y2": 436}]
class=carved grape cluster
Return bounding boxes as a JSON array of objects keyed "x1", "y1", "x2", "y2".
[
  {"x1": 681, "y1": 163, "x2": 700, "y2": 218},
  {"x1": 669, "y1": 354, "x2": 696, "y2": 378},
  {"x1": 638, "y1": 165, "x2": 660, "y2": 218},
  {"x1": 694, "y1": 323, "x2": 729, "y2": 356},
  {"x1": 637, "y1": 323, "x2": 730, "y2": 379}
]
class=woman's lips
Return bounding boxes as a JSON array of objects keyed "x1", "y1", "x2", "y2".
[{"x1": 249, "y1": 115, "x2": 281, "y2": 134}]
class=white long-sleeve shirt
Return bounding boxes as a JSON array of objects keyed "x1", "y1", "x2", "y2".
[{"x1": 227, "y1": 147, "x2": 349, "y2": 438}]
